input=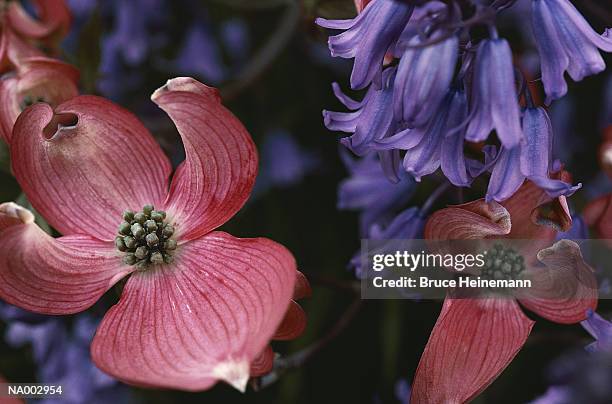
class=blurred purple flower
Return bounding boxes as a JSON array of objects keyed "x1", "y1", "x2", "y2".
[
  {"x1": 253, "y1": 130, "x2": 319, "y2": 197},
  {"x1": 338, "y1": 152, "x2": 415, "y2": 236},
  {"x1": 316, "y1": 0, "x2": 413, "y2": 90},
  {"x1": 466, "y1": 38, "x2": 523, "y2": 148},
  {"x1": 395, "y1": 378, "x2": 411, "y2": 404},
  {"x1": 532, "y1": 0, "x2": 612, "y2": 103},
  {"x1": 173, "y1": 23, "x2": 225, "y2": 83},
  {"x1": 221, "y1": 19, "x2": 250, "y2": 63},
  {"x1": 0, "y1": 304, "x2": 128, "y2": 404},
  {"x1": 349, "y1": 206, "x2": 424, "y2": 278},
  {"x1": 530, "y1": 386, "x2": 572, "y2": 404}
]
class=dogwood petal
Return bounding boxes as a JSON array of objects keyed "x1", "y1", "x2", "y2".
[
  {"x1": 6, "y1": 0, "x2": 71, "y2": 44},
  {"x1": 151, "y1": 78, "x2": 257, "y2": 241},
  {"x1": 0, "y1": 57, "x2": 79, "y2": 142},
  {"x1": 0, "y1": 203, "x2": 131, "y2": 315},
  {"x1": 0, "y1": 26, "x2": 43, "y2": 72},
  {"x1": 91, "y1": 231, "x2": 296, "y2": 392},
  {"x1": 517, "y1": 240, "x2": 597, "y2": 324},
  {"x1": 502, "y1": 179, "x2": 572, "y2": 240},
  {"x1": 10, "y1": 97, "x2": 172, "y2": 240},
  {"x1": 411, "y1": 297, "x2": 534, "y2": 403},
  {"x1": 425, "y1": 199, "x2": 511, "y2": 240}
]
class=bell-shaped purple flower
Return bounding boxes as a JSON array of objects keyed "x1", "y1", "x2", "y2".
[
  {"x1": 324, "y1": 67, "x2": 397, "y2": 155},
  {"x1": 375, "y1": 89, "x2": 473, "y2": 185},
  {"x1": 466, "y1": 38, "x2": 523, "y2": 148},
  {"x1": 316, "y1": 0, "x2": 413, "y2": 89},
  {"x1": 393, "y1": 31, "x2": 458, "y2": 127},
  {"x1": 532, "y1": 0, "x2": 612, "y2": 103},
  {"x1": 486, "y1": 107, "x2": 581, "y2": 202}
]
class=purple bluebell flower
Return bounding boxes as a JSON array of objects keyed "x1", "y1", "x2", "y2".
[
  {"x1": 532, "y1": 0, "x2": 612, "y2": 103},
  {"x1": 393, "y1": 30, "x2": 458, "y2": 128},
  {"x1": 316, "y1": 0, "x2": 413, "y2": 89},
  {"x1": 324, "y1": 67, "x2": 398, "y2": 156},
  {"x1": 349, "y1": 206, "x2": 424, "y2": 277},
  {"x1": 376, "y1": 89, "x2": 473, "y2": 185},
  {"x1": 466, "y1": 38, "x2": 523, "y2": 148},
  {"x1": 338, "y1": 151, "x2": 415, "y2": 236},
  {"x1": 486, "y1": 107, "x2": 580, "y2": 202}
]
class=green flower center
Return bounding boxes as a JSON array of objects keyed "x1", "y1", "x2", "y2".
[
  {"x1": 115, "y1": 205, "x2": 176, "y2": 269},
  {"x1": 20, "y1": 95, "x2": 47, "y2": 111},
  {"x1": 481, "y1": 244, "x2": 525, "y2": 282}
]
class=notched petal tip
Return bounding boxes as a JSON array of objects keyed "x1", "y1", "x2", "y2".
[
  {"x1": 151, "y1": 77, "x2": 220, "y2": 103},
  {"x1": 212, "y1": 359, "x2": 250, "y2": 393},
  {"x1": 41, "y1": 111, "x2": 78, "y2": 139},
  {"x1": 0, "y1": 202, "x2": 35, "y2": 227}
]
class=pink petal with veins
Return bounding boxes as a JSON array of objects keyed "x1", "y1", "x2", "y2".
[
  {"x1": 91, "y1": 231, "x2": 296, "y2": 392},
  {"x1": 411, "y1": 297, "x2": 534, "y2": 403},
  {"x1": 10, "y1": 97, "x2": 171, "y2": 240},
  {"x1": 0, "y1": 203, "x2": 132, "y2": 314},
  {"x1": 152, "y1": 77, "x2": 257, "y2": 241},
  {"x1": 0, "y1": 57, "x2": 79, "y2": 142},
  {"x1": 517, "y1": 239, "x2": 598, "y2": 324}
]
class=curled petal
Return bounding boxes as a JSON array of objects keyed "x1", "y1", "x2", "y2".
[
  {"x1": 250, "y1": 346, "x2": 274, "y2": 377},
  {"x1": 411, "y1": 297, "x2": 534, "y2": 403},
  {"x1": 91, "y1": 231, "x2": 296, "y2": 392},
  {"x1": 584, "y1": 194, "x2": 612, "y2": 238},
  {"x1": 425, "y1": 199, "x2": 511, "y2": 240},
  {"x1": 10, "y1": 97, "x2": 171, "y2": 240},
  {"x1": 0, "y1": 202, "x2": 34, "y2": 230},
  {"x1": 6, "y1": 0, "x2": 71, "y2": 46},
  {"x1": 152, "y1": 77, "x2": 257, "y2": 241},
  {"x1": 0, "y1": 26, "x2": 44, "y2": 72},
  {"x1": 0, "y1": 57, "x2": 79, "y2": 142},
  {"x1": 0, "y1": 203, "x2": 130, "y2": 314},
  {"x1": 273, "y1": 301, "x2": 307, "y2": 340},
  {"x1": 517, "y1": 240, "x2": 597, "y2": 324}
]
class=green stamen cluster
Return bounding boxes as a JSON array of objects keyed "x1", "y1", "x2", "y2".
[
  {"x1": 20, "y1": 95, "x2": 46, "y2": 111},
  {"x1": 115, "y1": 205, "x2": 176, "y2": 269},
  {"x1": 481, "y1": 244, "x2": 525, "y2": 283}
]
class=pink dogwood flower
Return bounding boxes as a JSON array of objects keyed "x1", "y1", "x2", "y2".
[
  {"x1": 0, "y1": 77, "x2": 302, "y2": 392},
  {"x1": 410, "y1": 180, "x2": 598, "y2": 403},
  {"x1": 0, "y1": 56, "x2": 79, "y2": 142}
]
